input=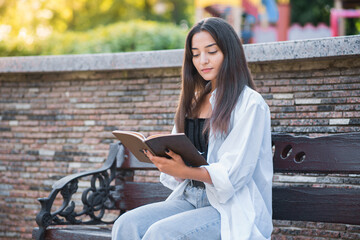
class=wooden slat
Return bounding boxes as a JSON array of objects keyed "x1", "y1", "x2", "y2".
[
  {"x1": 118, "y1": 183, "x2": 360, "y2": 225},
  {"x1": 273, "y1": 186, "x2": 360, "y2": 225},
  {"x1": 272, "y1": 133, "x2": 360, "y2": 173},
  {"x1": 116, "y1": 182, "x2": 171, "y2": 210},
  {"x1": 33, "y1": 226, "x2": 111, "y2": 240},
  {"x1": 121, "y1": 133, "x2": 360, "y2": 173}
]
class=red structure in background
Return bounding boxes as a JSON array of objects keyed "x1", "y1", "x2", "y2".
[
  {"x1": 330, "y1": 9, "x2": 360, "y2": 36},
  {"x1": 277, "y1": 0, "x2": 290, "y2": 41}
]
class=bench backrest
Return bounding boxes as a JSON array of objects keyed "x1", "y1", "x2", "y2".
[
  {"x1": 272, "y1": 133, "x2": 360, "y2": 225},
  {"x1": 115, "y1": 133, "x2": 360, "y2": 225}
]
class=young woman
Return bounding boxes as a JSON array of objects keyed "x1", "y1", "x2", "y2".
[{"x1": 112, "y1": 17, "x2": 273, "y2": 240}]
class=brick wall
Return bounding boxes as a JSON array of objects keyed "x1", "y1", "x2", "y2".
[
  {"x1": 254, "y1": 57, "x2": 360, "y2": 135},
  {"x1": 1, "y1": 53, "x2": 360, "y2": 239}
]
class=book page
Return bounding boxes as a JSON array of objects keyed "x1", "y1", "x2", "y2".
[
  {"x1": 112, "y1": 130, "x2": 152, "y2": 163},
  {"x1": 114, "y1": 131, "x2": 146, "y2": 140},
  {"x1": 146, "y1": 133, "x2": 172, "y2": 140}
]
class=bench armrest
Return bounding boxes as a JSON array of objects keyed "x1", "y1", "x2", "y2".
[{"x1": 34, "y1": 142, "x2": 124, "y2": 240}]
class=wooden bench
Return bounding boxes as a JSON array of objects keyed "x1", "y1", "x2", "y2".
[{"x1": 32, "y1": 132, "x2": 360, "y2": 240}]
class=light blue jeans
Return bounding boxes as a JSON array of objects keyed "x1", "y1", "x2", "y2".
[{"x1": 111, "y1": 183, "x2": 221, "y2": 240}]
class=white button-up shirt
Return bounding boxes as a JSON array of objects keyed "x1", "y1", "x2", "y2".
[{"x1": 160, "y1": 86, "x2": 273, "y2": 240}]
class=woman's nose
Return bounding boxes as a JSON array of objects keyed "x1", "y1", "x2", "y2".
[{"x1": 200, "y1": 53, "x2": 209, "y2": 65}]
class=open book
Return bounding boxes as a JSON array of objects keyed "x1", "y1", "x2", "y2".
[{"x1": 112, "y1": 130, "x2": 208, "y2": 167}]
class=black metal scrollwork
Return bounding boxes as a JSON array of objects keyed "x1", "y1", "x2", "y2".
[
  {"x1": 34, "y1": 142, "x2": 123, "y2": 240},
  {"x1": 81, "y1": 171, "x2": 117, "y2": 223}
]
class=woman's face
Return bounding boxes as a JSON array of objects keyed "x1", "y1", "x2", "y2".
[{"x1": 191, "y1": 31, "x2": 224, "y2": 84}]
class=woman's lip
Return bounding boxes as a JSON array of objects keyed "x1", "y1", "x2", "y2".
[{"x1": 202, "y1": 68, "x2": 212, "y2": 73}]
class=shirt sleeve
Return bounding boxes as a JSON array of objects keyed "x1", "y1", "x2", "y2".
[{"x1": 204, "y1": 98, "x2": 271, "y2": 204}]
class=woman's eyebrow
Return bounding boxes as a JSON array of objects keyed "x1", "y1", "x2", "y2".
[{"x1": 191, "y1": 43, "x2": 217, "y2": 50}]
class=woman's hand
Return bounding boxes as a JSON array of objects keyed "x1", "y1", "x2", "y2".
[
  {"x1": 143, "y1": 149, "x2": 189, "y2": 180},
  {"x1": 144, "y1": 149, "x2": 213, "y2": 184}
]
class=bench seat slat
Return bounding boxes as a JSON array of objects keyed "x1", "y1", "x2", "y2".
[
  {"x1": 273, "y1": 186, "x2": 360, "y2": 225},
  {"x1": 33, "y1": 226, "x2": 111, "y2": 240}
]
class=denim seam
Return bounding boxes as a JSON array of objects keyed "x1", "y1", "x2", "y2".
[
  {"x1": 196, "y1": 188, "x2": 201, "y2": 208},
  {"x1": 174, "y1": 219, "x2": 221, "y2": 240}
]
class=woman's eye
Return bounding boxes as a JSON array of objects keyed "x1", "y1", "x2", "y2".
[
  {"x1": 209, "y1": 50, "x2": 217, "y2": 54},
  {"x1": 192, "y1": 54, "x2": 199, "y2": 57}
]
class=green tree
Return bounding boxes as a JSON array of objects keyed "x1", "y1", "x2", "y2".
[
  {"x1": 0, "y1": 0, "x2": 194, "y2": 39},
  {"x1": 290, "y1": 0, "x2": 334, "y2": 26},
  {"x1": 0, "y1": 20, "x2": 187, "y2": 56},
  {"x1": 0, "y1": 0, "x2": 194, "y2": 56}
]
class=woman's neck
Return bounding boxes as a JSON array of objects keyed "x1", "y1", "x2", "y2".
[{"x1": 197, "y1": 93, "x2": 212, "y2": 118}]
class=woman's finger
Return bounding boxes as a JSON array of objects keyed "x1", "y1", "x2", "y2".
[
  {"x1": 165, "y1": 149, "x2": 179, "y2": 159},
  {"x1": 143, "y1": 150, "x2": 167, "y2": 167},
  {"x1": 143, "y1": 149, "x2": 152, "y2": 159}
]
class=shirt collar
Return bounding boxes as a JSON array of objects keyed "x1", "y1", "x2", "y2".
[{"x1": 209, "y1": 89, "x2": 216, "y2": 107}]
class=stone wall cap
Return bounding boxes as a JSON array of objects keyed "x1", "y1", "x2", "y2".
[
  {"x1": 0, "y1": 49, "x2": 184, "y2": 73},
  {"x1": 0, "y1": 35, "x2": 359, "y2": 73},
  {"x1": 246, "y1": 35, "x2": 360, "y2": 62}
]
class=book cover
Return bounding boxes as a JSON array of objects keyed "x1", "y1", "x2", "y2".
[{"x1": 112, "y1": 130, "x2": 208, "y2": 167}]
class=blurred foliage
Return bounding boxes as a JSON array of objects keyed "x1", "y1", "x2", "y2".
[
  {"x1": 0, "y1": 0, "x2": 194, "y2": 33},
  {"x1": 345, "y1": 16, "x2": 360, "y2": 35},
  {"x1": 0, "y1": 20, "x2": 187, "y2": 56},
  {"x1": 0, "y1": 0, "x2": 193, "y2": 56},
  {"x1": 290, "y1": 0, "x2": 333, "y2": 26}
]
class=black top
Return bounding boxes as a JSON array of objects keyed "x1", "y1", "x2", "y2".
[{"x1": 184, "y1": 118, "x2": 209, "y2": 160}]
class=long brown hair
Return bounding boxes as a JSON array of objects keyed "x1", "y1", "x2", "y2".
[{"x1": 175, "y1": 17, "x2": 256, "y2": 135}]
